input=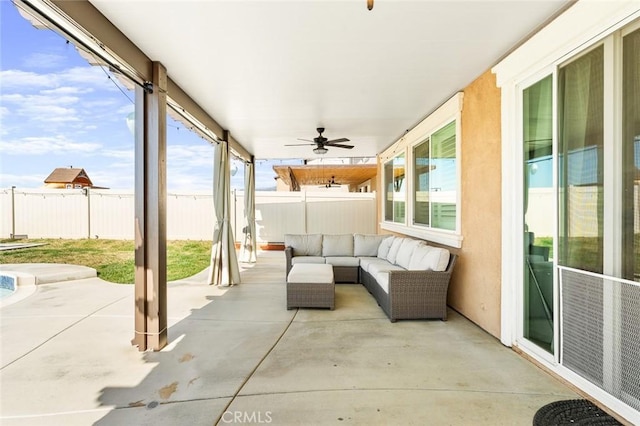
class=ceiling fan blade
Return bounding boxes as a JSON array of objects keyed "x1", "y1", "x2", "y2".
[
  {"x1": 297, "y1": 138, "x2": 315, "y2": 142},
  {"x1": 285, "y1": 143, "x2": 316, "y2": 146},
  {"x1": 325, "y1": 138, "x2": 350, "y2": 144},
  {"x1": 325, "y1": 143, "x2": 354, "y2": 149}
]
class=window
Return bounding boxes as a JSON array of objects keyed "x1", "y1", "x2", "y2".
[
  {"x1": 380, "y1": 92, "x2": 464, "y2": 248},
  {"x1": 380, "y1": 93, "x2": 462, "y2": 247},
  {"x1": 384, "y1": 154, "x2": 405, "y2": 223},
  {"x1": 622, "y1": 27, "x2": 640, "y2": 282},
  {"x1": 414, "y1": 138, "x2": 430, "y2": 225},
  {"x1": 558, "y1": 46, "x2": 604, "y2": 274},
  {"x1": 413, "y1": 121, "x2": 457, "y2": 230}
]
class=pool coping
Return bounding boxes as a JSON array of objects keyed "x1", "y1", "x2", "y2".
[
  {"x1": 0, "y1": 271, "x2": 37, "y2": 308},
  {"x1": 0, "y1": 264, "x2": 98, "y2": 308}
]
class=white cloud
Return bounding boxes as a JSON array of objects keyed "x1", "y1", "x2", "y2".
[
  {"x1": 0, "y1": 66, "x2": 120, "y2": 92},
  {"x1": 83, "y1": 98, "x2": 123, "y2": 109},
  {"x1": 23, "y1": 53, "x2": 67, "y2": 69},
  {"x1": 22, "y1": 105, "x2": 80, "y2": 123},
  {"x1": 116, "y1": 104, "x2": 134, "y2": 115},
  {"x1": 2, "y1": 93, "x2": 81, "y2": 124},
  {"x1": 0, "y1": 70, "x2": 55, "y2": 88},
  {"x1": 83, "y1": 168, "x2": 133, "y2": 190},
  {"x1": 41, "y1": 86, "x2": 94, "y2": 96},
  {"x1": 168, "y1": 171, "x2": 213, "y2": 192},
  {"x1": 1, "y1": 89, "x2": 119, "y2": 126},
  {"x1": 167, "y1": 144, "x2": 214, "y2": 169},
  {"x1": 3, "y1": 93, "x2": 78, "y2": 106},
  {"x1": 63, "y1": 66, "x2": 119, "y2": 91},
  {"x1": 102, "y1": 148, "x2": 134, "y2": 161},
  {"x1": 0, "y1": 173, "x2": 47, "y2": 188},
  {"x1": 0, "y1": 135, "x2": 102, "y2": 155}
]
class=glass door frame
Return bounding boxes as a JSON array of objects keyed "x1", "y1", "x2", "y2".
[{"x1": 515, "y1": 67, "x2": 560, "y2": 365}]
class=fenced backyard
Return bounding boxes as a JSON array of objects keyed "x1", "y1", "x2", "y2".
[{"x1": 0, "y1": 188, "x2": 377, "y2": 242}]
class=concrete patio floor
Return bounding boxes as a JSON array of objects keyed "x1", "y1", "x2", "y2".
[{"x1": 0, "y1": 251, "x2": 578, "y2": 425}]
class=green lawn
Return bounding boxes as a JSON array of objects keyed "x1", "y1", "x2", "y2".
[{"x1": 0, "y1": 239, "x2": 212, "y2": 284}]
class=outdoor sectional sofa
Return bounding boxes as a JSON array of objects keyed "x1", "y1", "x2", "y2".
[{"x1": 284, "y1": 233, "x2": 457, "y2": 322}]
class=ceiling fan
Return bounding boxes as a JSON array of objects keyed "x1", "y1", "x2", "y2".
[
  {"x1": 322, "y1": 176, "x2": 342, "y2": 188},
  {"x1": 286, "y1": 127, "x2": 353, "y2": 154}
]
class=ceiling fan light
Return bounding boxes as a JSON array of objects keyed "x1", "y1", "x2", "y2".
[{"x1": 313, "y1": 147, "x2": 328, "y2": 155}]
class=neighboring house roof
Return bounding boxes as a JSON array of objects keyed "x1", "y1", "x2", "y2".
[{"x1": 44, "y1": 168, "x2": 93, "y2": 186}]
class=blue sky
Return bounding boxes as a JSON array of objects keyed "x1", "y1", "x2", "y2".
[{"x1": 0, "y1": 2, "x2": 299, "y2": 191}]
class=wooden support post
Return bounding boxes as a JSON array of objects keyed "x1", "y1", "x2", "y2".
[{"x1": 133, "y1": 62, "x2": 168, "y2": 351}]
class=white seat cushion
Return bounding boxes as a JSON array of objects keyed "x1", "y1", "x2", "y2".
[
  {"x1": 377, "y1": 236, "x2": 395, "y2": 259},
  {"x1": 359, "y1": 257, "x2": 387, "y2": 273},
  {"x1": 374, "y1": 271, "x2": 390, "y2": 294},
  {"x1": 408, "y1": 244, "x2": 451, "y2": 272},
  {"x1": 322, "y1": 234, "x2": 354, "y2": 257},
  {"x1": 385, "y1": 237, "x2": 404, "y2": 264},
  {"x1": 324, "y1": 256, "x2": 360, "y2": 267},
  {"x1": 287, "y1": 263, "x2": 334, "y2": 283},
  {"x1": 284, "y1": 234, "x2": 323, "y2": 256},
  {"x1": 291, "y1": 256, "x2": 326, "y2": 265},
  {"x1": 395, "y1": 238, "x2": 423, "y2": 269},
  {"x1": 368, "y1": 261, "x2": 405, "y2": 277},
  {"x1": 354, "y1": 234, "x2": 388, "y2": 257},
  {"x1": 360, "y1": 257, "x2": 394, "y2": 274}
]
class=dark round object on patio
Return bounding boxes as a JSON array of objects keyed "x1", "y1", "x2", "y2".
[{"x1": 533, "y1": 399, "x2": 622, "y2": 426}]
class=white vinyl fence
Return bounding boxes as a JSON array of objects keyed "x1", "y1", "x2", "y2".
[{"x1": 0, "y1": 188, "x2": 376, "y2": 242}]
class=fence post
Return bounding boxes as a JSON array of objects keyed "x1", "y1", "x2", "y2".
[
  {"x1": 11, "y1": 186, "x2": 16, "y2": 239},
  {"x1": 84, "y1": 187, "x2": 91, "y2": 239}
]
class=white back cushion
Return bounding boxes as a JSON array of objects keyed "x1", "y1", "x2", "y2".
[
  {"x1": 377, "y1": 236, "x2": 395, "y2": 259},
  {"x1": 408, "y1": 245, "x2": 451, "y2": 271},
  {"x1": 386, "y1": 237, "x2": 404, "y2": 264},
  {"x1": 354, "y1": 234, "x2": 387, "y2": 257},
  {"x1": 395, "y1": 239, "x2": 423, "y2": 269},
  {"x1": 284, "y1": 234, "x2": 323, "y2": 256},
  {"x1": 322, "y1": 234, "x2": 354, "y2": 257}
]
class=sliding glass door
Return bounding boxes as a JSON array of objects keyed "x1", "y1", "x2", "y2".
[{"x1": 523, "y1": 75, "x2": 554, "y2": 353}]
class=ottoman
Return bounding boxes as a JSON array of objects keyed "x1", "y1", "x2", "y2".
[{"x1": 287, "y1": 263, "x2": 335, "y2": 310}]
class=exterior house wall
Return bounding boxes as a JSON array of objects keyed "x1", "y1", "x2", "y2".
[
  {"x1": 450, "y1": 70, "x2": 502, "y2": 338},
  {"x1": 374, "y1": 71, "x2": 502, "y2": 338},
  {"x1": 44, "y1": 176, "x2": 92, "y2": 189}
]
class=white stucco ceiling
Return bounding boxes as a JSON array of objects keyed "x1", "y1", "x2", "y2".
[{"x1": 90, "y1": 0, "x2": 570, "y2": 160}]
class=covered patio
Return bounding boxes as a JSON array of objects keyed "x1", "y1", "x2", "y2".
[
  {"x1": 0, "y1": 252, "x2": 577, "y2": 425},
  {"x1": 9, "y1": 0, "x2": 573, "y2": 351},
  {"x1": 6, "y1": 0, "x2": 640, "y2": 423}
]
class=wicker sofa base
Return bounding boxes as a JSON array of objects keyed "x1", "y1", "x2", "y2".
[
  {"x1": 360, "y1": 255, "x2": 457, "y2": 322},
  {"x1": 287, "y1": 264, "x2": 335, "y2": 310},
  {"x1": 332, "y1": 266, "x2": 359, "y2": 283},
  {"x1": 287, "y1": 282, "x2": 335, "y2": 310}
]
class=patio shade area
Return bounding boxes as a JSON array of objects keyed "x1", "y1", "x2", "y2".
[
  {"x1": 273, "y1": 164, "x2": 378, "y2": 189},
  {"x1": 0, "y1": 252, "x2": 577, "y2": 425}
]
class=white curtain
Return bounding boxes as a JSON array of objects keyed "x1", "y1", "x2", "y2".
[
  {"x1": 208, "y1": 141, "x2": 240, "y2": 286},
  {"x1": 240, "y1": 160, "x2": 257, "y2": 263}
]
